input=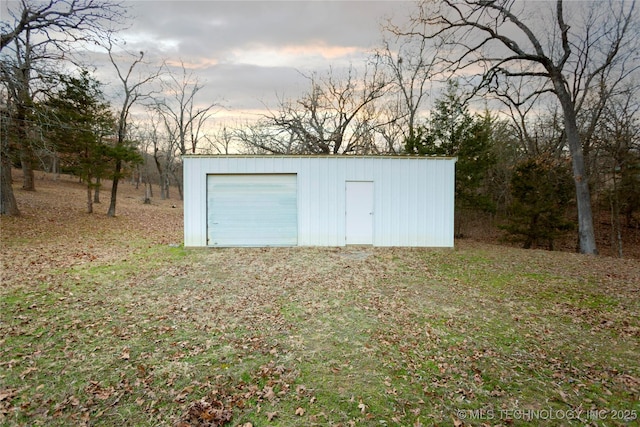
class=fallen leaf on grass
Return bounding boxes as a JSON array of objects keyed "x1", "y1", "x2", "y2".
[
  {"x1": 262, "y1": 385, "x2": 275, "y2": 401},
  {"x1": 295, "y1": 407, "x2": 305, "y2": 416},
  {"x1": 86, "y1": 382, "x2": 115, "y2": 401},
  {"x1": 121, "y1": 347, "x2": 130, "y2": 360},
  {"x1": 267, "y1": 411, "x2": 277, "y2": 421},
  {"x1": 20, "y1": 367, "x2": 38, "y2": 379},
  {"x1": 182, "y1": 398, "x2": 233, "y2": 426},
  {"x1": 309, "y1": 412, "x2": 327, "y2": 422},
  {"x1": 174, "y1": 386, "x2": 194, "y2": 403},
  {"x1": 0, "y1": 389, "x2": 16, "y2": 401},
  {"x1": 557, "y1": 389, "x2": 568, "y2": 402}
]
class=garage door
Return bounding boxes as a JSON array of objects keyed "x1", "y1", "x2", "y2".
[{"x1": 207, "y1": 174, "x2": 297, "y2": 246}]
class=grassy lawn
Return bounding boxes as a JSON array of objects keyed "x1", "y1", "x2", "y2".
[{"x1": 1, "y1": 178, "x2": 639, "y2": 426}]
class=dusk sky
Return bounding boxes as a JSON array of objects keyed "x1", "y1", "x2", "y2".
[{"x1": 103, "y1": 1, "x2": 415, "y2": 126}]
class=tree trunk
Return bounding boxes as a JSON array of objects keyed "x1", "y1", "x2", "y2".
[
  {"x1": 94, "y1": 177, "x2": 101, "y2": 203},
  {"x1": 552, "y1": 78, "x2": 598, "y2": 255},
  {"x1": 86, "y1": 177, "x2": 93, "y2": 214},
  {"x1": 164, "y1": 174, "x2": 170, "y2": 199},
  {"x1": 159, "y1": 173, "x2": 167, "y2": 200},
  {"x1": 171, "y1": 169, "x2": 183, "y2": 201},
  {"x1": 19, "y1": 148, "x2": 35, "y2": 190},
  {"x1": 153, "y1": 153, "x2": 166, "y2": 199},
  {"x1": 15, "y1": 61, "x2": 35, "y2": 191},
  {"x1": 610, "y1": 174, "x2": 623, "y2": 258},
  {"x1": 1, "y1": 160, "x2": 20, "y2": 216},
  {"x1": 52, "y1": 153, "x2": 59, "y2": 181},
  {"x1": 143, "y1": 181, "x2": 151, "y2": 204},
  {"x1": 107, "y1": 159, "x2": 121, "y2": 217},
  {"x1": 15, "y1": 110, "x2": 35, "y2": 191}
]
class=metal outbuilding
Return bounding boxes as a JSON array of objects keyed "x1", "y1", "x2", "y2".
[{"x1": 182, "y1": 155, "x2": 456, "y2": 247}]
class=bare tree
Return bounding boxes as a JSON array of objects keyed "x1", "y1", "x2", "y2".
[
  {"x1": 593, "y1": 85, "x2": 640, "y2": 257},
  {"x1": 202, "y1": 125, "x2": 236, "y2": 155},
  {"x1": 105, "y1": 36, "x2": 162, "y2": 217},
  {"x1": 144, "y1": 110, "x2": 177, "y2": 200},
  {"x1": 235, "y1": 118, "x2": 300, "y2": 154},
  {"x1": 154, "y1": 62, "x2": 219, "y2": 156},
  {"x1": 1, "y1": 20, "x2": 85, "y2": 192},
  {"x1": 1, "y1": 27, "x2": 39, "y2": 191},
  {"x1": 128, "y1": 123, "x2": 155, "y2": 203},
  {"x1": 0, "y1": 105, "x2": 19, "y2": 216},
  {"x1": 406, "y1": 0, "x2": 639, "y2": 254},
  {"x1": 0, "y1": 0, "x2": 126, "y2": 216},
  {"x1": 497, "y1": 85, "x2": 567, "y2": 157},
  {"x1": 1, "y1": 0, "x2": 126, "y2": 52},
  {"x1": 246, "y1": 65, "x2": 389, "y2": 155},
  {"x1": 379, "y1": 22, "x2": 440, "y2": 149},
  {"x1": 150, "y1": 63, "x2": 219, "y2": 199},
  {"x1": 372, "y1": 101, "x2": 406, "y2": 154}
]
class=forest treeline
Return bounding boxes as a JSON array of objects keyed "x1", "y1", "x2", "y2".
[{"x1": 1, "y1": 0, "x2": 639, "y2": 256}]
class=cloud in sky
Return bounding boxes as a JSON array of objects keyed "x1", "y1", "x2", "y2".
[{"x1": 104, "y1": 0, "x2": 413, "y2": 125}]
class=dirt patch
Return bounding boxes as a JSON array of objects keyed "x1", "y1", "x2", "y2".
[{"x1": 339, "y1": 248, "x2": 373, "y2": 261}]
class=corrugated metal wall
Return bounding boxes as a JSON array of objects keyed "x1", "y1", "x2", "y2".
[{"x1": 183, "y1": 156, "x2": 456, "y2": 247}]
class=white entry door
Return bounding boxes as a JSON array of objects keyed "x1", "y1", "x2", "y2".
[{"x1": 345, "y1": 181, "x2": 374, "y2": 245}]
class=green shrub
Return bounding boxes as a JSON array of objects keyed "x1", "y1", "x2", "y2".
[{"x1": 501, "y1": 155, "x2": 575, "y2": 249}]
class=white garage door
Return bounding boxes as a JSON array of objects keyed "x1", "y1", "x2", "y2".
[{"x1": 207, "y1": 174, "x2": 297, "y2": 246}]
